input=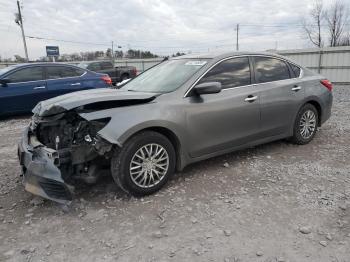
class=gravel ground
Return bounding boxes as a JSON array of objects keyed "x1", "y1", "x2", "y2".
[{"x1": 0, "y1": 86, "x2": 349, "y2": 262}]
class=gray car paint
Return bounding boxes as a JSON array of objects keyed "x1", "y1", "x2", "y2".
[
  {"x1": 18, "y1": 127, "x2": 72, "y2": 204},
  {"x1": 35, "y1": 51, "x2": 333, "y2": 171},
  {"x1": 33, "y1": 88, "x2": 158, "y2": 116}
]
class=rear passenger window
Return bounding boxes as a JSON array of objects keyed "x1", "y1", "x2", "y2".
[
  {"x1": 254, "y1": 57, "x2": 291, "y2": 83},
  {"x1": 47, "y1": 66, "x2": 84, "y2": 79},
  {"x1": 8, "y1": 67, "x2": 44, "y2": 83},
  {"x1": 101, "y1": 62, "x2": 113, "y2": 70},
  {"x1": 199, "y1": 57, "x2": 251, "y2": 89},
  {"x1": 289, "y1": 63, "x2": 301, "y2": 77},
  {"x1": 60, "y1": 67, "x2": 84, "y2": 77},
  {"x1": 88, "y1": 63, "x2": 101, "y2": 71}
]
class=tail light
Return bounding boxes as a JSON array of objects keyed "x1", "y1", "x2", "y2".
[
  {"x1": 320, "y1": 79, "x2": 333, "y2": 92},
  {"x1": 132, "y1": 67, "x2": 137, "y2": 76},
  {"x1": 101, "y1": 75, "x2": 112, "y2": 85}
]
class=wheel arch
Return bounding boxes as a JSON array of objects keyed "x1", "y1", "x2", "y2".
[
  {"x1": 121, "y1": 126, "x2": 183, "y2": 171},
  {"x1": 303, "y1": 99, "x2": 322, "y2": 127}
]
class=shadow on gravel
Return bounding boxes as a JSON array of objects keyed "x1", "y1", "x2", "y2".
[
  {"x1": 72, "y1": 175, "x2": 130, "y2": 202},
  {"x1": 69, "y1": 139, "x2": 290, "y2": 204},
  {"x1": 177, "y1": 139, "x2": 289, "y2": 178},
  {"x1": 0, "y1": 113, "x2": 32, "y2": 121}
]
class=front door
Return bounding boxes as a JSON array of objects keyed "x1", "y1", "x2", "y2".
[
  {"x1": 0, "y1": 66, "x2": 46, "y2": 114},
  {"x1": 184, "y1": 57, "x2": 261, "y2": 158}
]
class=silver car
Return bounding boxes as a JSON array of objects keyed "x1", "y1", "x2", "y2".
[{"x1": 18, "y1": 52, "x2": 333, "y2": 203}]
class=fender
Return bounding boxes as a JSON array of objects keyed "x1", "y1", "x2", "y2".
[
  {"x1": 79, "y1": 102, "x2": 190, "y2": 167},
  {"x1": 295, "y1": 95, "x2": 325, "y2": 128},
  {"x1": 97, "y1": 118, "x2": 190, "y2": 170}
]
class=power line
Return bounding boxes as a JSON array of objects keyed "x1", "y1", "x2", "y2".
[
  {"x1": 239, "y1": 23, "x2": 350, "y2": 28},
  {"x1": 20, "y1": 22, "x2": 350, "y2": 49},
  {"x1": 26, "y1": 35, "x2": 111, "y2": 46},
  {"x1": 14, "y1": 21, "x2": 350, "y2": 55},
  {"x1": 25, "y1": 34, "x2": 236, "y2": 50}
]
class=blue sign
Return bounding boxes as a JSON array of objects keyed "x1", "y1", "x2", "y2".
[{"x1": 46, "y1": 46, "x2": 59, "y2": 56}]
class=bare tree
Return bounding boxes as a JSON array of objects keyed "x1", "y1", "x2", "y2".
[
  {"x1": 326, "y1": 0, "x2": 349, "y2": 46},
  {"x1": 339, "y1": 32, "x2": 350, "y2": 46},
  {"x1": 302, "y1": 0, "x2": 325, "y2": 47}
]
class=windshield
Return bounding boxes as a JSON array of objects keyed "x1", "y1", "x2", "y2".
[
  {"x1": 121, "y1": 59, "x2": 208, "y2": 93},
  {"x1": 0, "y1": 65, "x2": 18, "y2": 76}
]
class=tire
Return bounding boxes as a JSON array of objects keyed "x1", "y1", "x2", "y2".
[
  {"x1": 111, "y1": 131, "x2": 176, "y2": 196},
  {"x1": 290, "y1": 103, "x2": 319, "y2": 145}
]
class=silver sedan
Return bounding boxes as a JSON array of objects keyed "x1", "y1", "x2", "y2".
[{"x1": 18, "y1": 52, "x2": 333, "y2": 203}]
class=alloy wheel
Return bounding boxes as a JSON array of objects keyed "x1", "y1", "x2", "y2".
[
  {"x1": 129, "y1": 143, "x2": 169, "y2": 188},
  {"x1": 299, "y1": 110, "x2": 317, "y2": 139}
]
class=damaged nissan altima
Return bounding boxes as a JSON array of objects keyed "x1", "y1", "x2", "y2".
[{"x1": 18, "y1": 52, "x2": 333, "y2": 203}]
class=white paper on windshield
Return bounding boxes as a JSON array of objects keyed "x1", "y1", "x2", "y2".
[{"x1": 185, "y1": 61, "x2": 207, "y2": 66}]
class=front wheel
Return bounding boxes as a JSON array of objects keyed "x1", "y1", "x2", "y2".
[
  {"x1": 290, "y1": 103, "x2": 319, "y2": 145},
  {"x1": 111, "y1": 131, "x2": 176, "y2": 196}
]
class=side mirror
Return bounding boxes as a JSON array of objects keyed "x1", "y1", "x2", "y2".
[
  {"x1": 193, "y1": 82, "x2": 221, "y2": 95},
  {"x1": 0, "y1": 78, "x2": 10, "y2": 87}
]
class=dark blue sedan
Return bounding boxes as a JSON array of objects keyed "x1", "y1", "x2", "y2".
[{"x1": 0, "y1": 63, "x2": 112, "y2": 116}]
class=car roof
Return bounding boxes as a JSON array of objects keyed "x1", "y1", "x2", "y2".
[
  {"x1": 78, "y1": 61, "x2": 111, "y2": 64},
  {"x1": 171, "y1": 51, "x2": 288, "y2": 60},
  {"x1": 11, "y1": 62, "x2": 81, "y2": 68}
]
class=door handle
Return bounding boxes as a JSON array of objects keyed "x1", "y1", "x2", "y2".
[
  {"x1": 33, "y1": 86, "x2": 46, "y2": 89},
  {"x1": 244, "y1": 95, "x2": 258, "y2": 102},
  {"x1": 291, "y1": 86, "x2": 301, "y2": 91},
  {"x1": 70, "y1": 83, "x2": 81, "y2": 86}
]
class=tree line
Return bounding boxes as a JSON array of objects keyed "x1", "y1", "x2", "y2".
[{"x1": 0, "y1": 49, "x2": 188, "y2": 62}]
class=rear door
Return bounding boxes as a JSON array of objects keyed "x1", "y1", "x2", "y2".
[
  {"x1": 45, "y1": 65, "x2": 87, "y2": 97},
  {"x1": 0, "y1": 66, "x2": 46, "y2": 114},
  {"x1": 185, "y1": 57, "x2": 262, "y2": 157},
  {"x1": 252, "y1": 56, "x2": 305, "y2": 137}
]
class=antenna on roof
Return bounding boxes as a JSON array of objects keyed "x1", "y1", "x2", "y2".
[{"x1": 235, "y1": 24, "x2": 239, "y2": 51}]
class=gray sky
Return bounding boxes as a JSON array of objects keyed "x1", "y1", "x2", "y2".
[{"x1": 0, "y1": 0, "x2": 337, "y2": 60}]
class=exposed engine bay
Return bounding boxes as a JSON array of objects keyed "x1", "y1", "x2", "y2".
[
  {"x1": 32, "y1": 111, "x2": 113, "y2": 186},
  {"x1": 17, "y1": 89, "x2": 159, "y2": 203}
]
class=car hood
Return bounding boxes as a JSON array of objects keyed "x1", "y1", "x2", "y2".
[{"x1": 33, "y1": 88, "x2": 159, "y2": 117}]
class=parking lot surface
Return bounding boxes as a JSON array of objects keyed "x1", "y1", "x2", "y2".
[{"x1": 0, "y1": 86, "x2": 349, "y2": 262}]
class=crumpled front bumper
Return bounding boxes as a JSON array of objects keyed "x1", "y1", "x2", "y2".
[{"x1": 17, "y1": 126, "x2": 72, "y2": 204}]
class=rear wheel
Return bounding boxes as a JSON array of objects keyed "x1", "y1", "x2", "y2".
[
  {"x1": 111, "y1": 131, "x2": 176, "y2": 196},
  {"x1": 290, "y1": 103, "x2": 318, "y2": 145}
]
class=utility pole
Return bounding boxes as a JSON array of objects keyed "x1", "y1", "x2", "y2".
[
  {"x1": 111, "y1": 41, "x2": 114, "y2": 65},
  {"x1": 235, "y1": 24, "x2": 239, "y2": 51},
  {"x1": 15, "y1": 0, "x2": 29, "y2": 61}
]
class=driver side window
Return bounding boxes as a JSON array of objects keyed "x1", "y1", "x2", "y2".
[
  {"x1": 8, "y1": 67, "x2": 44, "y2": 83},
  {"x1": 198, "y1": 57, "x2": 251, "y2": 89}
]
